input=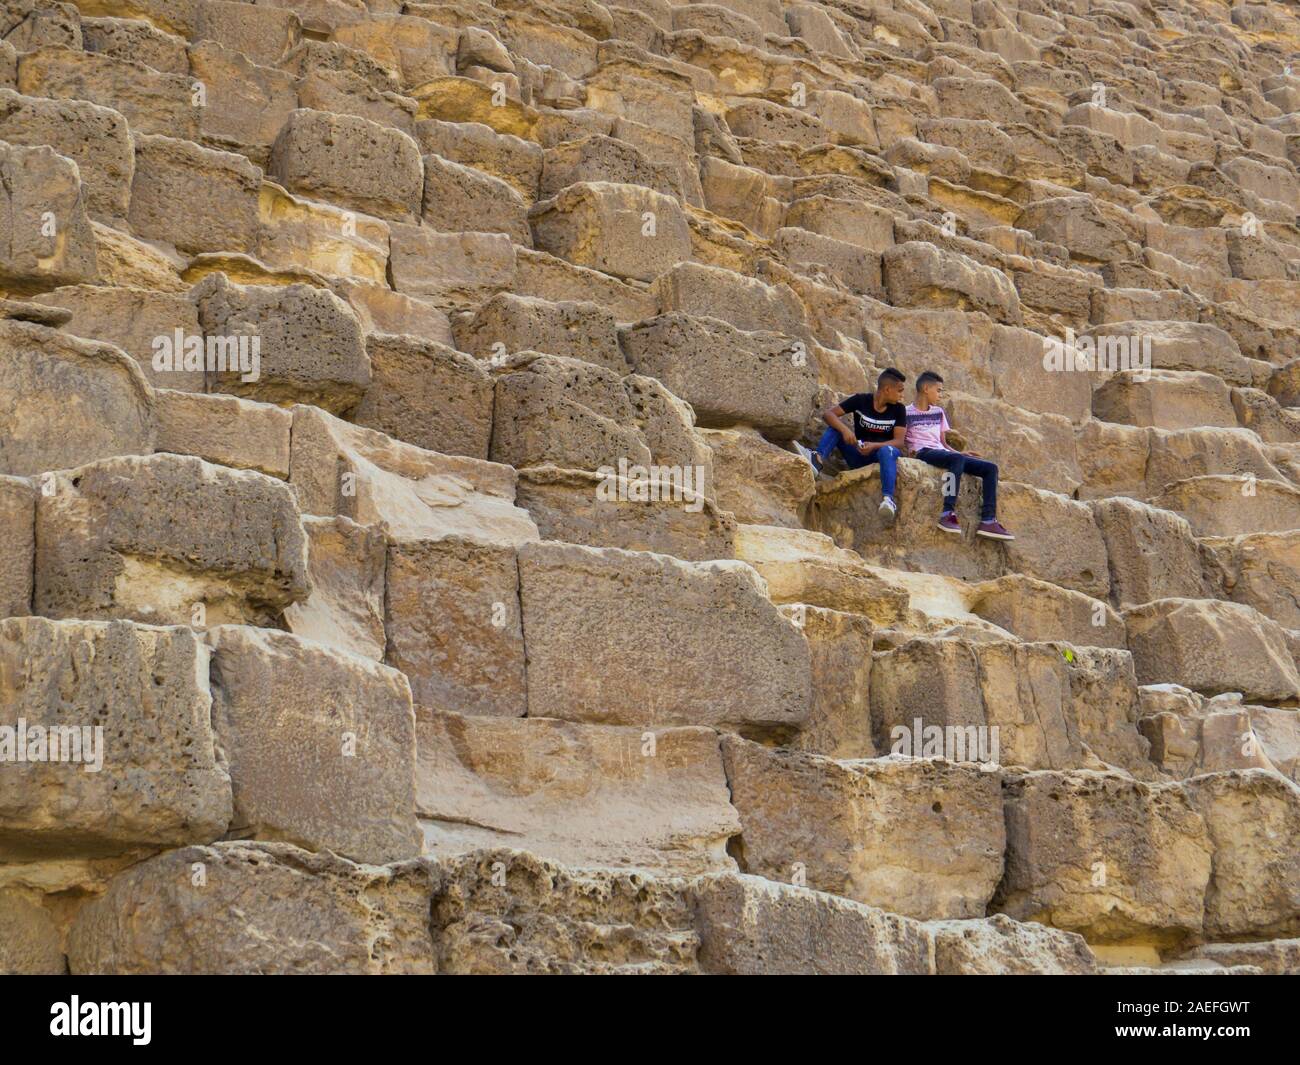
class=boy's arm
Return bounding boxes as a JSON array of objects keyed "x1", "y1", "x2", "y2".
[
  {"x1": 941, "y1": 413, "x2": 979, "y2": 458},
  {"x1": 823, "y1": 402, "x2": 857, "y2": 446}
]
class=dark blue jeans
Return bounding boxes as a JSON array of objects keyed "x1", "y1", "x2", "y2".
[
  {"x1": 815, "y1": 427, "x2": 898, "y2": 498},
  {"x1": 915, "y1": 447, "x2": 998, "y2": 521}
]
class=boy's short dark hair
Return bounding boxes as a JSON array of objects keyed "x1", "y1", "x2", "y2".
[
  {"x1": 916, "y1": 371, "x2": 944, "y2": 390},
  {"x1": 877, "y1": 367, "x2": 906, "y2": 388}
]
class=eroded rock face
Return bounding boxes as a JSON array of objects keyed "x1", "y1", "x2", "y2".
[
  {"x1": 34, "y1": 454, "x2": 309, "y2": 628},
  {"x1": 722, "y1": 737, "x2": 1006, "y2": 921},
  {"x1": 0, "y1": 618, "x2": 231, "y2": 860},
  {"x1": 995, "y1": 771, "x2": 1212, "y2": 947},
  {"x1": 416, "y1": 712, "x2": 738, "y2": 875},
  {"x1": 67, "y1": 842, "x2": 436, "y2": 974},
  {"x1": 518, "y1": 542, "x2": 812, "y2": 736}
]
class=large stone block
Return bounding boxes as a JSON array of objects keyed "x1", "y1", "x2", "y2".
[
  {"x1": 0, "y1": 319, "x2": 154, "y2": 477},
  {"x1": 287, "y1": 405, "x2": 538, "y2": 546},
  {"x1": 388, "y1": 223, "x2": 517, "y2": 309},
  {"x1": 0, "y1": 141, "x2": 97, "y2": 290},
  {"x1": 1202, "y1": 530, "x2": 1300, "y2": 630},
  {"x1": 452, "y1": 292, "x2": 626, "y2": 373},
  {"x1": 1016, "y1": 196, "x2": 1129, "y2": 264},
  {"x1": 722, "y1": 736, "x2": 1006, "y2": 920},
  {"x1": 519, "y1": 541, "x2": 811, "y2": 735},
  {"x1": 619, "y1": 313, "x2": 818, "y2": 438},
  {"x1": 1090, "y1": 497, "x2": 1205, "y2": 608},
  {"x1": 1122, "y1": 597, "x2": 1300, "y2": 703},
  {"x1": 128, "y1": 134, "x2": 261, "y2": 256},
  {"x1": 782, "y1": 604, "x2": 875, "y2": 760},
  {"x1": 269, "y1": 108, "x2": 424, "y2": 223},
  {"x1": 206, "y1": 625, "x2": 419, "y2": 865},
  {"x1": 421, "y1": 152, "x2": 531, "y2": 244},
  {"x1": 68, "y1": 841, "x2": 435, "y2": 974},
  {"x1": 515, "y1": 465, "x2": 733, "y2": 561},
  {"x1": 0, "y1": 476, "x2": 34, "y2": 619},
  {"x1": 416, "y1": 712, "x2": 738, "y2": 875},
  {"x1": 700, "y1": 427, "x2": 813, "y2": 528},
  {"x1": 282, "y1": 514, "x2": 385, "y2": 661},
  {"x1": 384, "y1": 537, "x2": 525, "y2": 718},
  {"x1": 1093, "y1": 369, "x2": 1237, "y2": 431},
  {"x1": 0, "y1": 88, "x2": 131, "y2": 222},
  {"x1": 870, "y1": 637, "x2": 1150, "y2": 774},
  {"x1": 0, "y1": 617, "x2": 231, "y2": 860},
  {"x1": 529, "y1": 181, "x2": 692, "y2": 283},
  {"x1": 34, "y1": 453, "x2": 309, "y2": 627},
  {"x1": 189, "y1": 273, "x2": 370, "y2": 413},
  {"x1": 882, "y1": 240, "x2": 1022, "y2": 324},
  {"x1": 995, "y1": 771, "x2": 1212, "y2": 946},
  {"x1": 153, "y1": 389, "x2": 291, "y2": 478},
  {"x1": 655, "y1": 260, "x2": 808, "y2": 338},
  {"x1": 352, "y1": 333, "x2": 493, "y2": 458},
  {"x1": 966, "y1": 574, "x2": 1126, "y2": 649},
  {"x1": 1183, "y1": 771, "x2": 1300, "y2": 939}
]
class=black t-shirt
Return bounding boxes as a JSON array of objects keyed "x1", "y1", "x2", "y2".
[{"x1": 841, "y1": 393, "x2": 907, "y2": 444}]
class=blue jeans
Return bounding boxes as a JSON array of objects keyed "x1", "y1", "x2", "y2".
[
  {"x1": 815, "y1": 427, "x2": 898, "y2": 499},
  {"x1": 915, "y1": 447, "x2": 998, "y2": 521}
]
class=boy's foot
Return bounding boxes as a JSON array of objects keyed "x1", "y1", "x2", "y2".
[
  {"x1": 937, "y1": 512, "x2": 961, "y2": 535},
  {"x1": 879, "y1": 496, "x2": 897, "y2": 524},
  {"x1": 976, "y1": 519, "x2": 1015, "y2": 541},
  {"x1": 792, "y1": 441, "x2": 822, "y2": 474}
]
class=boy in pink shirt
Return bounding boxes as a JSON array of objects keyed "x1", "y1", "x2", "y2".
[{"x1": 906, "y1": 371, "x2": 1014, "y2": 541}]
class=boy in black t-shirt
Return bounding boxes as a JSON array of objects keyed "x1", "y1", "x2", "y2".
[{"x1": 794, "y1": 367, "x2": 908, "y2": 524}]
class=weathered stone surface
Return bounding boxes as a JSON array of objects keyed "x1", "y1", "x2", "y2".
[
  {"x1": 34, "y1": 453, "x2": 309, "y2": 627},
  {"x1": 882, "y1": 241, "x2": 1022, "y2": 324},
  {"x1": 691, "y1": 874, "x2": 935, "y2": 975},
  {"x1": 0, "y1": 88, "x2": 132, "y2": 222},
  {"x1": 452, "y1": 292, "x2": 626, "y2": 372},
  {"x1": 1203, "y1": 530, "x2": 1300, "y2": 629},
  {"x1": 282, "y1": 515, "x2": 386, "y2": 661},
  {"x1": 870, "y1": 637, "x2": 1150, "y2": 774},
  {"x1": 129, "y1": 135, "x2": 261, "y2": 256},
  {"x1": 700, "y1": 427, "x2": 813, "y2": 528},
  {"x1": 995, "y1": 771, "x2": 1212, "y2": 946},
  {"x1": 422, "y1": 151, "x2": 531, "y2": 244},
  {"x1": 1122, "y1": 598, "x2": 1300, "y2": 703},
  {"x1": 384, "y1": 537, "x2": 525, "y2": 719},
  {"x1": 153, "y1": 389, "x2": 291, "y2": 478},
  {"x1": 388, "y1": 223, "x2": 517, "y2": 309},
  {"x1": 0, "y1": 141, "x2": 97, "y2": 290},
  {"x1": 529, "y1": 181, "x2": 691, "y2": 283},
  {"x1": 269, "y1": 109, "x2": 424, "y2": 223},
  {"x1": 966, "y1": 575, "x2": 1126, "y2": 650},
  {"x1": 352, "y1": 333, "x2": 493, "y2": 458},
  {"x1": 431, "y1": 848, "x2": 699, "y2": 975},
  {"x1": 287, "y1": 405, "x2": 538, "y2": 546},
  {"x1": 928, "y1": 914, "x2": 1098, "y2": 975},
  {"x1": 0, "y1": 617, "x2": 231, "y2": 860},
  {"x1": 0, "y1": 891, "x2": 64, "y2": 974},
  {"x1": 519, "y1": 541, "x2": 811, "y2": 736},
  {"x1": 189, "y1": 272, "x2": 370, "y2": 413},
  {"x1": 0, "y1": 476, "x2": 34, "y2": 619},
  {"x1": 205, "y1": 625, "x2": 419, "y2": 865},
  {"x1": 68, "y1": 842, "x2": 435, "y2": 974},
  {"x1": 416, "y1": 712, "x2": 738, "y2": 874},
  {"x1": 781, "y1": 604, "x2": 875, "y2": 760},
  {"x1": 515, "y1": 465, "x2": 733, "y2": 561},
  {"x1": 1090, "y1": 497, "x2": 1205, "y2": 608},
  {"x1": 1184, "y1": 771, "x2": 1300, "y2": 940},
  {"x1": 619, "y1": 313, "x2": 818, "y2": 437},
  {"x1": 1, "y1": 316, "x2": 156, "y2": 481},
  {"x1": 723, "y1": 736, "x2": 1006, "y2": 921}
]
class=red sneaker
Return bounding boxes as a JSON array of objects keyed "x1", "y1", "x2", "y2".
[
  {"x1": 937, "y1": 512, "x2": 961, "y2": 534},
  {"x1": 977, "y1": 519, "x2": 1015, "y2": 541}
]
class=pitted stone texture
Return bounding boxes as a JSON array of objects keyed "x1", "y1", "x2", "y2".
[
  {"x1": 34, "y1": 453, "x2": 309, "y2": 628},
  {"x1": 68, "y1": 842, "x2": 435, "y2": 974},
  {"x1": 518, "y1": 541, "x2": 811, "y2": 736},
  {"x1": 0, "y1": 617, "x2": 231, "y2": 860}
]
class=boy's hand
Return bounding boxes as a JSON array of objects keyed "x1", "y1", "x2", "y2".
[{"x1": 856, "y1": 441, "x2": 875, "y2": 456}]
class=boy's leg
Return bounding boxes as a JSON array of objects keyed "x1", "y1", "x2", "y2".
[
  {"x1": 814, "y1": 426, "x2": 841, "y2": 462},
  {"x1": 915, "y1": 448, "x2": 965, "y2": 512},
  {"x1": 860, "y1": 446, "x2": 900, "y2": 522},
  {"x1": 963, "y1": 456, "x2": 999, "y2": 521}
]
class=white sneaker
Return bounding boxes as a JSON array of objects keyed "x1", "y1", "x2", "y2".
[
  {"x1": 792, "y1": 440, "x2": 821, "y2": 473},
  {"x1": 879, "y1": 496, "x2": 897, "y2": 524}
]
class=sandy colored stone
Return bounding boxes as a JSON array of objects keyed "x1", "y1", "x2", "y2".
[
  {"x1": 723, "y1": 736, "x2": 1005, "y2": 920},
  {"x1": 416, "y1": 712, "x2": 738, "y2": 874},
  {"x1": 34, "y1": 453, "x2": 308, "y2": 628},
  {"x1": 68, "y1": 841, "x2": 435, "y2": 974},
  {"x1": 966, "y1": 575, "x2": 1126, "y2": 649},
  {"x1": 153, "y1": 389, "x2": 291, "y2": 478},
  {"x1": 995, "y1": 770, "x2": 1212, "y2": 946},
  {"x1": 700, "y1": 427, "x2": 814, "y2": 528},
  {"x1": 283, "y1": 515, "x2": 385, "y2": 661},
  {"x1": 206, "y1": 625, "x2": 419, "y2": 865},
  {"x1": 0, "y1": 617, "x2": 231, "y2": 860},
  {"x1": 928, "y1": 913, "x2": 1098, "y2": 975},
  {"x1": 519, "y1": 541, "x2": 811, "y2": 735}
]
